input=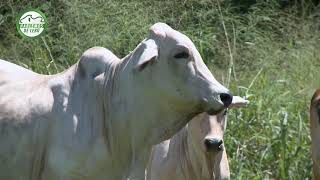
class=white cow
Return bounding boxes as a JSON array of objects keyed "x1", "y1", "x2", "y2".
[
  {"x1": 0, "y1": 22, "x2": 232, "y2": 180},
  {"x1": 147, "y1": 96, "x2": 248, "y2": 180},
  {"x1": 311, "y1": 89, "x2": 320, "y2": 180}
]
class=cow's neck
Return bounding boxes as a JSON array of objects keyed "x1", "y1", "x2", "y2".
[
  {"x1": 168, "y1": 127, "x2": 198, "y2": 179},
  {"x1": 186, "y1": 128, "x2": 215, "y2": 180},
  {"x1": 96, "y1": 59, "x2": 156, "y2": 178},
  {"x1": 46, "y1": 65, "x2": 116, "y2": 178},
  {"x1": 102, "y1": 57, "x2": 194, "y2": 142},
  {"x1": 98, "y1": 57, "x2": 201, "y2": 178},
  {"x1": 61, "y1": 65, "x2": 106, "y2": 143}
]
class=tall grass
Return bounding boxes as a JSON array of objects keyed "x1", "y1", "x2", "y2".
[{"x1": 0, "y1": 0, "x2": 319, "y2": 179}]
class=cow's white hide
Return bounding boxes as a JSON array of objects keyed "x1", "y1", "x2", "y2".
[{"x1": 0, "y1": 23, "x2": 231, "y2": 180}]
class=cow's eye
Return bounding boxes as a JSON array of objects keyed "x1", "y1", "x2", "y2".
[{"x1": 174, "y1": 51, "x2": 189, "y2": 59}]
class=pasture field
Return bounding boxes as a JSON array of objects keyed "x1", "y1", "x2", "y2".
[{"x1": 0, "y1": 0, "x2": 319, "y2": 179}]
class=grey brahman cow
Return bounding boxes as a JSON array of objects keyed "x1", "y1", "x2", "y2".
[{"x1": 0, "y1": 22, "x2": 232, "y2": 180}]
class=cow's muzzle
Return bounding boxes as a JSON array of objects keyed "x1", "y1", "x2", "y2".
[
  {"x1": 205, "y1": 92, "x2": 233, "y2": 115},
  {"x1": 204, "y1": 138, "x2": 224, "y2": 152},
  {"x1": 220, "y1": 93, "x2": 233, "y2": 107}
]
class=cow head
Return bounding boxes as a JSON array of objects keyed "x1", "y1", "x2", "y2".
[
  {"x1": 131, "y1": 22, "x2": 232, "y2": 116},
  {"x1": 185, "y1": 96, "x2": 247, "y2": 179},
  {"x1": 188, "y1": 96, "x2": 249, "y2": 154}
]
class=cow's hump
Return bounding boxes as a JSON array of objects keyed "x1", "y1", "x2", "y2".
[{"x1": 78, "y1": 47, "x2": 120, "y2": 79}]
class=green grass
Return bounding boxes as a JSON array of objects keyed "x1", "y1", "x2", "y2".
[{"x1": 1, "y1": 0, "x2": 320, "y2": 179}]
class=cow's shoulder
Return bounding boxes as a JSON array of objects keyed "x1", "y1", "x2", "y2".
[{"x1": 77, "y1": 47, "x2": 120, "y2": 79}]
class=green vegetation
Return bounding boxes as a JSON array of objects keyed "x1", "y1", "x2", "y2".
[{"x1": 0, "y1": 0, "x2": 319, "y2": 179}]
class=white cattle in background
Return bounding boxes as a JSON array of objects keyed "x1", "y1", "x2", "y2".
[
  {"x1": 311, "y1": 89, "x2": 320, "y2": 180},
  {"x1": 0, "y1": 22, "x2": 232, "y2": 180},
  {"x1": 147, "y1": 96, "x2": 248, "y2": 180}
]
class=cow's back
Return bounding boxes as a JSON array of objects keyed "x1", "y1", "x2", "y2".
[
  {"x1": 0, "y1": 60, "x2": 39, "y2": 84},
  {"x1": 0, "y1": 60, "x2": 53, "y2": 124}
]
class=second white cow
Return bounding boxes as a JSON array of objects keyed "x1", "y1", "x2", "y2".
[{"x1": 147, "y1": 96, "x2": 248, "y2": 180}]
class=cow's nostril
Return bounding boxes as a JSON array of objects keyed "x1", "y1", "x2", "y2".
[
  {"x1": 220, "y1": 93, "x2": 233, "y2": 107},
  {"x1": 204, "y1": 138, "x2": 223, "y2": 152}
]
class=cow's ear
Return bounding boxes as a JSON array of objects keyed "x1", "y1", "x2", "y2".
[
  {"x1": 149, "y1": 23, "x2": 166, "y2": 39},
  {"x1": 229, "y1": 96, "x2": 249, "y2": 109},
  {"x1": 135, "y1": 39, "x2": 158, "y2": 72}
]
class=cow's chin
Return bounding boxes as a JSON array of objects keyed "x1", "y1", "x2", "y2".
[{"x1": 206, "y1": 108, "x2": 224, "y2": 115}]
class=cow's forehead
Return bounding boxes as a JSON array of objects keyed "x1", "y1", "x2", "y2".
[
  {"x1": 168, "y1": 31, "x2": 194, "y2": 47},
  {"x1": 198, "y1": 113, "x2": 222, "y2": 125},
  {"x1": 150, "y1": 23, "x2": 195, "y2": 48},
  {"x1": 167, "y1": 29, "x2": 195, "y2": 47}
]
